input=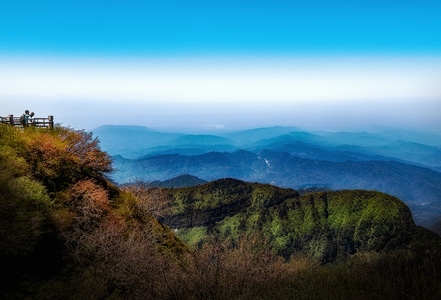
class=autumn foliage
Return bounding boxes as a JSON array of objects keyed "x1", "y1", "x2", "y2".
[{"x1": 1, "y1": 124, "x2": 441, "y2": 299}]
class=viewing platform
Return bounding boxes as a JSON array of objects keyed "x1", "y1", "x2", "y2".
[{"x1": 0, "y1": 114, "x2": 54, "y2": 129}]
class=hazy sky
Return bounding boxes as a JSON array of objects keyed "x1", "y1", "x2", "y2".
[{"x1": 1, "y1": 1, "x2": 440, "y2": 132}]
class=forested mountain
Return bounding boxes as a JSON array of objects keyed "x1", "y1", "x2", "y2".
[
  {"x1": 93, "y1": 125, "x2": 441, "y2": 236},
  {"x1": 157, "y1": 178, "x2": 429, "y2": 262},
  {"x1": 2, "y1": 124, "x2": 441, "y2": 299}
]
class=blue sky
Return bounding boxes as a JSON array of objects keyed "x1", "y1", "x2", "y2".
[{"x1": 1, "y1": 1, "x2": 440, "y2": 132}]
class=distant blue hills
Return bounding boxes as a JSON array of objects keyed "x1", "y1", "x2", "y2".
[{"x1": 92, "y1": 125, "x2": 441, "y2": 234}]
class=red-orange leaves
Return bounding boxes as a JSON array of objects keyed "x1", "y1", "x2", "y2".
[
  {"x1": 60, "y1": 129, "x2": 112, "y2": 174},
  {"x1": 16, "y1": 127, "x2": 112, "y2": 193},
  {"x1": 25, "y1": 133, "x2": 65, "y2": 177},
  {"x1": 68, "y1": 180, "x2": 110, "y2": 231}
]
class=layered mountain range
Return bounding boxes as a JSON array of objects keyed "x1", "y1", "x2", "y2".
[{"x1": 92, "y1": 125, "x2": 441, "y2": 234}]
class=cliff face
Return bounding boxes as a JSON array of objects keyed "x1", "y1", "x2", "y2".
[{"x1": 160, "y1": 179, "x2": 417, "y2": 262}]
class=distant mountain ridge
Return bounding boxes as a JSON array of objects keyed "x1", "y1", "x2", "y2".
[
  {"x1": 127, "y1": 174, "x2": 208, "y2": 188},
  {"x1": 93, "y1": 125, "x2": 441, "y2": 170},
  {"x1": 93, "y1": 125, "x2": 441, "y2": 234}
]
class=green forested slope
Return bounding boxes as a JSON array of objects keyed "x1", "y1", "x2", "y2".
[{"x1": 160, "y1": 179, "x2": 430, "y2": 263}]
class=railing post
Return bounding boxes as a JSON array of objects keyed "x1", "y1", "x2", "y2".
[
  {"x1": 48, "y1": 115, "x2": 54, "y2": 129},
  {"x1": 8, "y1": 114, "x2": 14, "y2": 126}
]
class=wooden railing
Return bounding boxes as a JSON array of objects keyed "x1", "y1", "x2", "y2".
[{"x1": 0, "y1": 115, "x2": 54, "y2": 129}]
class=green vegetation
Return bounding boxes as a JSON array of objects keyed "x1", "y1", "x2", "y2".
[
  {"x1": 1, "y1": 124, "x2": 441, "y2": 299},
  {"x1": 162, "y1": 182, "x2": 417, "y2": 262}
]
